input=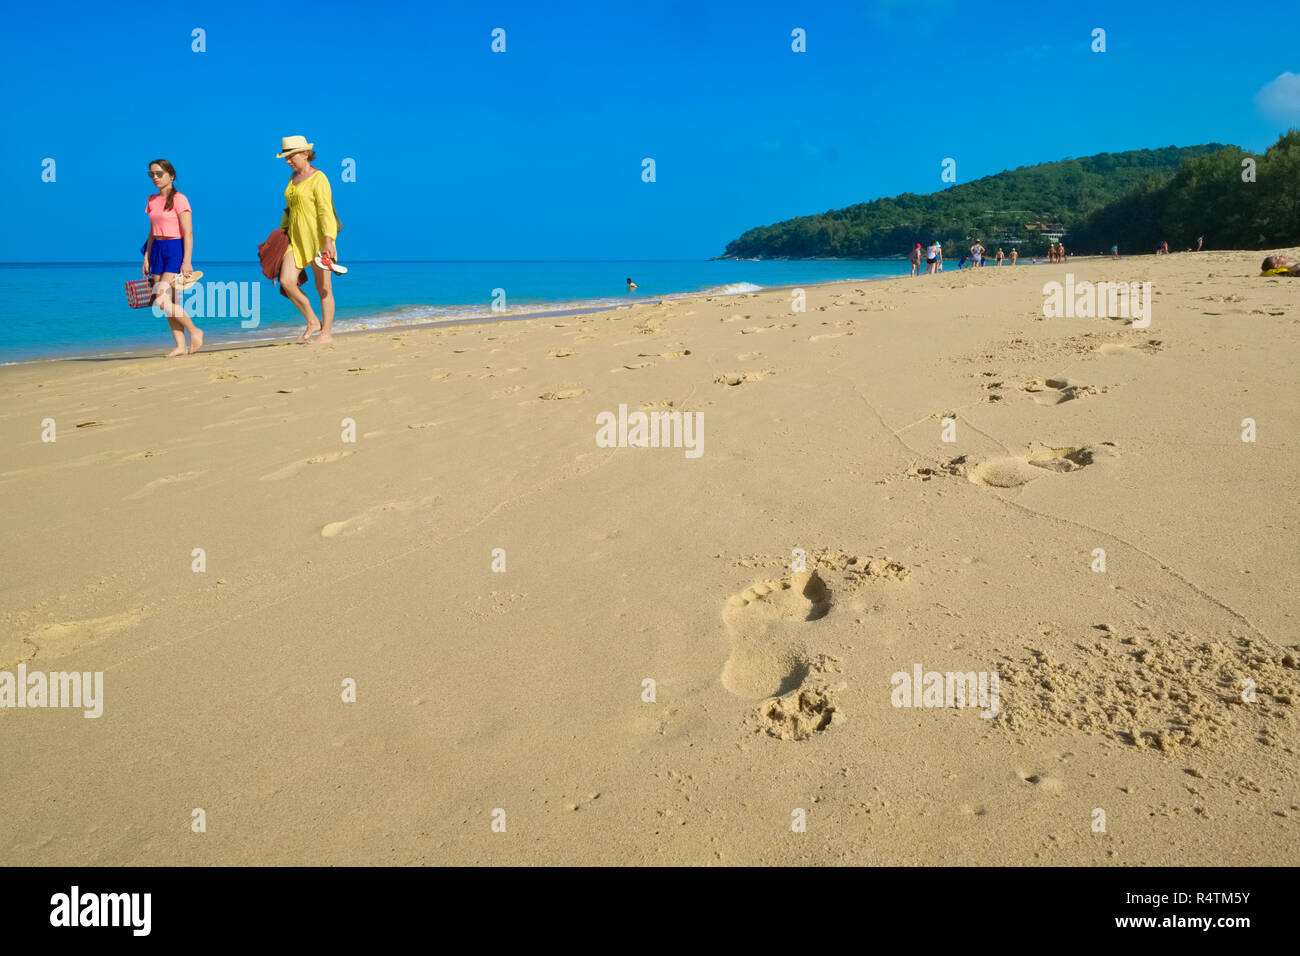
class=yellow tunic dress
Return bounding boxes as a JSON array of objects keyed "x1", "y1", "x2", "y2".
[{"x1": 279, "y1": 170, "x2": 341, "y2": 270}]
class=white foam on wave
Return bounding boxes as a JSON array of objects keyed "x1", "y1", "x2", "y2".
[{"x1": 704, "y1": 282, "x2": 766, "y2": 295}]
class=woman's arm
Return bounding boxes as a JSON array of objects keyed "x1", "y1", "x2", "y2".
[
  {"x1": 314, "y1": 177, "x2": 339, "y2": 259},
  {"x1": 143, "y1": 232, "x2": 153, "y2": 278},
  {"x1": 179, "y1": 209, "x2": 194, "y2": 274}
]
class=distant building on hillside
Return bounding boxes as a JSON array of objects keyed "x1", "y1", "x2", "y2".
[{"x1": 1025, "y1": 221, "x2": 1067, "y2": 242}]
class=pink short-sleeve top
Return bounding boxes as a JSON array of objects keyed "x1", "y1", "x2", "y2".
[{"x1": 146, "y1": 191, "x2": 192, "y2": 239}]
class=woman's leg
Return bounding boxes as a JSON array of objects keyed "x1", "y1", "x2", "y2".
[
  {"x1": 310, "y1": 263, "x2": 334, "y2": 343},
  {"x1": 166, "y1": 315, "x2": 186, "y2": 353},
  {"x1": 157, "y1": 273, "x2": 203, "y2": 353},
  {"x1": 155, "y1": 279, "x2": 187, "y2": 356},
  {"x1": 281, "y1": 254, "x2": 320, "y2": 343}
]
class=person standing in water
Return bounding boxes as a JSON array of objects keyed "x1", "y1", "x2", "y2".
[
  {"x1": 626, "y1": 277, "x2": 638, "y2": 292},
  {"x1": 909, "y1": 243, "x2": 921, "y2": 276},
  {"x1": 275, "y1": 135, "x2": 342, "y2": 344},
  {"x1": 1009, "y1": 248, "x2": 1018, "y2": 265},
  {"x1": 142, "y1": 159, "x2": 202, "y2": 356}
]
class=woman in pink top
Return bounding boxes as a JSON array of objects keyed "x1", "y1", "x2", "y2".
[{"x1": 141, "y1": 159, "x2": 202, "y2": 355}]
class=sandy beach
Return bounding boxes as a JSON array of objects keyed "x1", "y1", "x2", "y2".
[{"x1": 1, "y1": 250, "x2": 1296, "y2": 866}]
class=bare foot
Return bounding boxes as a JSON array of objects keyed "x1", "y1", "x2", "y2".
[
  {"x1": 296, "y1": 322, "x2": 321, "y2": 344},
  {"x1": 165, "y1": 346, "x2": 187, "y2": 358},
  {"x1": 313, "y1": 332, "x2": 334, "y2": 344},
  {"x1": 188, "y1": 329, "x2": 204, "y2": 354}
]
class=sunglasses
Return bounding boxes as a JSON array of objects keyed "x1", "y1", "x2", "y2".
[{"x1": 148, "y1": 170, "x2": 167, "y2": 178}]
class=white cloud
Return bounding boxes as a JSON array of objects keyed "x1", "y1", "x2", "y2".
[{"x1": 1255, "y1": 72, "x2": 1300, "y2": 120}]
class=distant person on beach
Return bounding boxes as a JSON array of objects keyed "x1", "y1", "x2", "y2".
[
  {"x1": 1197, "y1": 236, "x2": 1204, "y2": 251},
  {"x1": 1058, "y1": 242, "x2": 1067, "y2": 263},
  {"x1": 970, "y1": 241, "x2": 984, "y2": 267},
  {"x1": 958, "y1": 255, "x2": 968, "y2": 270},
  {"x1": 1009, "y1": 248, "x2": 1018, "y2": 265},
  {"x1": 276, "y1": 135, "x2": 341, "y2": 344},
  {"x1": 910, "y1": 243, "x2": 921, "y2": 276},
  {"x1": 626, "y1": 277, "x2": 638, "y2": 292},
  {"x1": 935, "y1": 242, "x2": 943, "y2": 272},
  {"x1": 995, "y1": 248, "x2": 1004, "y2": 265},
  {"x1": 1111, "y1": 244, "x2": 1119, "y2": 258},
  {"x1": 142, "y1": 159, "x2": 202, "y2": 356},
  {"x1": 926, "y1": 241, "x2": 938, "y2": 274}
]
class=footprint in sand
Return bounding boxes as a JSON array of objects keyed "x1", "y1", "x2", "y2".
[
  {"x1": 714, "y1": 369, "x2": 775, "y2": 386},
  {"x1": 1018, "y1": 377, "x2": 1098, "y2": 406},
  {"x1": 722, "y1": 571, "x2": 833, "y2": 699},
  {"x1": 492, "y1": 384, "x2": 525, "y2": 397},
  {"x1": 123, "y1": 471, "x2": 204, "y2": 500},
  {"x1": 1097, "y1": 339, "x2": 1163, "y2": 357},
  {"x1": 720, "y1": 568, "x2": 867, "y2": 741},
  {"x1": 967, "y1": 443, "x2": 1118, "y2": 487},
  {"x1": 809, "y1": 332, "x2": 852, "y2": 342},
  {"x1": 321, "y1": 495, "x2": 440, "y2": 538},
  {"x1": 3, "y1": 607, "x2": 150, "y2": 666},
  {"x1": 613, "y1": 361, "x2": 655, "y2": 372},
  {"x1": 539, "y1": 388, "x2": 586, "y2": 400},
  {"x1": 548, "y1": 349, "x2": 573, "y2": 358},
  {"x1": 260, "y1": 450, "x2": 356, "y2": 481}
]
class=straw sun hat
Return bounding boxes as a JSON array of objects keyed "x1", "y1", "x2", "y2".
[{"x1": 276, "y1": 135, "x2": 314, "y2": 158}]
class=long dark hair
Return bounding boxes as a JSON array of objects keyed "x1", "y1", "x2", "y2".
[{"x1": 150, "y1": 158, "x2": 179, "y2": 210}]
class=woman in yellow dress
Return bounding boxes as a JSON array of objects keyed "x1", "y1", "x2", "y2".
[{"x1": 275, "y1": 135, "x2": 342, "y2": 344}]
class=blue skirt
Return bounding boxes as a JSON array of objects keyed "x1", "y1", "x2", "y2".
[{"x1": 144, "y1": 238, "x2": 184, "y2": 276}]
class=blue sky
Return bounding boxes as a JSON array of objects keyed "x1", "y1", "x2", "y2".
[{"x1": 0, "y1": 0, "x2": 1295, "y2": 261}]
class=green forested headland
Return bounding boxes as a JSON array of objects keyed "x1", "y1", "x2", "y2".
[
  {"x1": 1066, "y1": 132, "x2": 1300, "y2": 253},
  {"x1": 718, "y1": 138, "x2": 1299, "y2": 258}
]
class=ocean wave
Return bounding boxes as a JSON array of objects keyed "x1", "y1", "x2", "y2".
[{"x1": 697, "y1": 281, "x2": 766, "y2": 295}]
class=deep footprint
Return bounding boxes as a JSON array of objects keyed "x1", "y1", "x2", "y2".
[
  {"x1": 968, "y1": 443, "x2": 1117, "y2": 487},
  {"x1": 721, "y1": 571, "x2": 832, "y2": 699},
  {"x1": 1018, "y1": 378, "x2": 1097, "y2": 406}
]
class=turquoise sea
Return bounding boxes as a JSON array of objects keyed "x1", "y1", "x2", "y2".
[{"x1": 0, "y1": 259, "x2": 911, "y2": 363}]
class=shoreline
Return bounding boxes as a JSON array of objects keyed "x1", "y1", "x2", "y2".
[
  {"x1": 1, "y1": 253, "x2": 1181, "y2": 368},
  {"x1": 0, "y1": 269, "x2": 909, "y2": 368}
]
